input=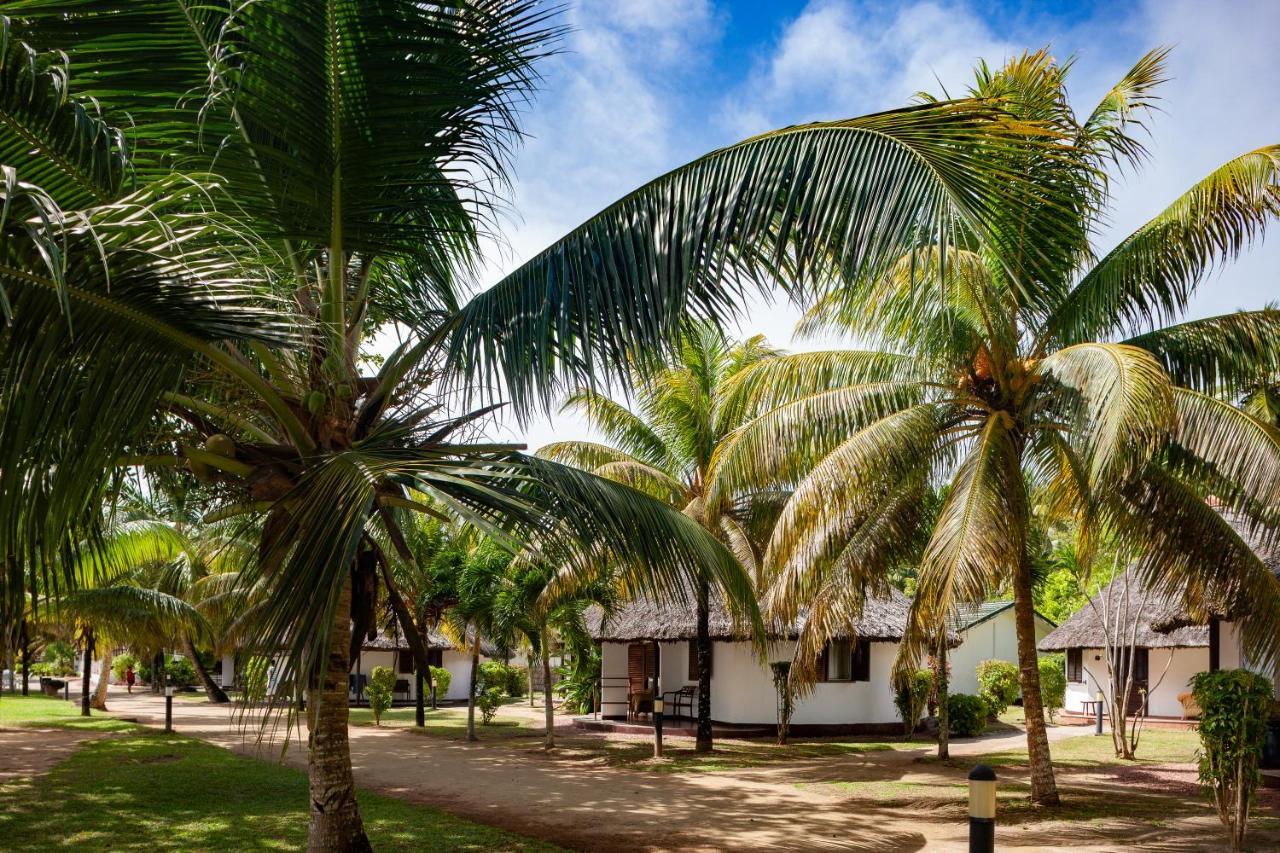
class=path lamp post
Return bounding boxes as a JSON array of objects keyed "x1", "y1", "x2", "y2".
[
  {"x1": 415, "y1": 669, "x2": 425, "y2": 728},
  {"x1": 1095, "y1": 690, "x2": 1105, "y2": 736},
  {"x1": 968, "y1": 764, "x2": 996, "y2": 853},
  {"x1": 653, "y1": 696, "x2": 664, "y2": 758},
  {"x1": 164, "y1": 686, "x2": 175, "y2": 733}
]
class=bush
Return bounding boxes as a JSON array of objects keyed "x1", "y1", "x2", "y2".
[
  {"x1": 165, "y1": 657, "x2": 198, "y2": 689},
  {"x1": 477, "y1": 686, "x2": 505, "y2": 724},
  {"x1": 29, "y1": 662, "x2": 58, "y2": 677},
  {"x1": 947, "y1": 693, "x2": 988, "y2": 738},
  {"x1": 42, "y1": 640, "x2": 76, "y2": 675},
  {"x1": 477, "y1": 661, "x2": 524, "y2": 698},
  {"x1": 1038, "y1": 655, "x2": 1066, "y2": 722},
  {"x1": 365, "y1": 666, "x2": 396, "y2": 725},
  {"x1": 893, "y1": 669, "x2": 933, "y2": 736},
  {"x1": 1192, "y1": 669, "x2": 1274, "y2": 850},
  {"x1": 976, "y1": 660, "x2": 1020, "y2": 718},
  {"x1": 111, "y1": 654, "x2": 138, "y2": 684},
  {"x1": 428, "y1": 666, "x2": 451, "y2": 700}
]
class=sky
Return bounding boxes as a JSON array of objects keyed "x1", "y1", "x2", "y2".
[{"x1": 472, "y1": 0, "x2": 1280, "y2": 452}]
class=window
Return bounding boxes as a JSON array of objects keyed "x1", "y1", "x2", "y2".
[
  {"x1": 1066, "y1": 648, "x2": 1082, "y2": 683},
  {"x1": 687, "y1": 641, "x2": 712, "y2": 680},
  {"x1": 820, "y1": 639, "x2": 871, "y2": 683},
  {"x1": 397, "y1": 650, "x2": 414, "y2": 674}
]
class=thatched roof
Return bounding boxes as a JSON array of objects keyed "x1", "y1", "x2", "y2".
[
  {"x1": 586, "y1": 586, "x2": 913, "y2": 643},
  {"x1": 359, "y1": 625, "x2": 496, "y2": 656},
  {"x1": 1037, "y1": 570, "x2": 1209, "y2": 650}
]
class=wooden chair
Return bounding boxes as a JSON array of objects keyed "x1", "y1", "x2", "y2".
[
  {"x1": 628, "y1": 689, "x2": 653, "y2": 721},
  {"x1": 1177, "y1": 691, "x2": 1201, "y2": 719},
  {"x1": 663, "y1": 685, "x2": 697, "y2": 718}
]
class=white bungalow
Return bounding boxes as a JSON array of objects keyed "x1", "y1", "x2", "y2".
[
  {"x1": 587, "y1": 589, "x2": 916, "y2": 734},
  {"x1": 1039, "y1": 571, "x2": 1280, "y2": 720},
  {"x1": 352, "y1": 626, "x2": 489, "y2": 704},
  {"x1": 947, "y1": 601, "x2": 1056, "y2": 695}
]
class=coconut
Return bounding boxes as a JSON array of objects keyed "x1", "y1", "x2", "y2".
[{"x1": 205, "y1": 433, "x2": 236, "y2": 458}]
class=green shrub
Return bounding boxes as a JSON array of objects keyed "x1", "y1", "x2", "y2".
[
  {"x1": 477, "y1": 661, "x2": 524, "y2": 698},
  {"x1": 477, "y1": 686, "x2": 505, "y2": 724},
  {"x1": 242, "y1": 656, "x2": 270, "y2": 703},
  {"x1": 554, "y1": 648, "x2": 601, "y2": 714},
  {"x1": 165, "y1": 657, "x2": 198, "y2": 689},
  {"x1": 976, "y1": 659, "x2": 1020, "y2": 718},
  {"x1": 1192, "y1": 669, "x2": 1274, "y2": 850},
  {"x1": 29, "y1": 662, "x2": 58, "y2": 677},
  {"x1": 428, "y1": 666, "x2": 451, "y2": 700},
  {"x1": 892, "y1": 669, "x2": 933, "y2": 735},
  {"x1": 365, "y1": 666, "x2": 396, "y2": 725},
  {"x1": 947, "y1": 693, "x2": 988, "y2": 738},
  {"x1": 42, "y1": 640, "x2": 76, "y2": 675},
  {"x1": 1038, "y1": 655, "x2": 1066, "y2": 722},
  {"x1": 111, "y1": 654, "x2": 138, "y2": 683}
]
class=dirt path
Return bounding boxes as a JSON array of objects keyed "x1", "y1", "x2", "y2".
[
  {"x1": 0, "y1": 727, "x2": 106, "y2": 782},
  {"x1": 97, "y1": 689, "x2": 1268, "y2": 852}
]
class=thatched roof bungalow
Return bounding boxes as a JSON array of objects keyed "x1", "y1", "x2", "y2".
[{"x1": 353, "y1": 625, "x2": 493, "y2": 703}]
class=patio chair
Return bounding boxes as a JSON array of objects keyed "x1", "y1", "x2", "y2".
[
  {"x1": 627, "y1": 689, "x2": 653, "y2": 721},
  {"x1": 1177, "y1": 691, "x2": 1201, "y2": 719},
  {"x1": 394, "y1": 679, "x2": 411, "y2": 703},
  {"x1": 662, "y1": 685, "x2": 697, "y2": 718}
]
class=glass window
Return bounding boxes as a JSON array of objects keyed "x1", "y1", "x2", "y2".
[{"x1": 827, "y1": 639, "x2": 852, "y2": 681}]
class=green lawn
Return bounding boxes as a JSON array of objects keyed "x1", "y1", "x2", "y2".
[
  {"x1": 348, "y1": 702, "x2": 538, "y2": 741},
  {"x1": 0, "y1": 694, "x2": 140, "y2": 732},
  {"x1": 937, "y1": 728, "x2": 1201, "y2": 769}
]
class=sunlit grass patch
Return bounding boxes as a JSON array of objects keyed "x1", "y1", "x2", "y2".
[{"x1": 0, "y1": 694, "x2": 139, "y2": 732}]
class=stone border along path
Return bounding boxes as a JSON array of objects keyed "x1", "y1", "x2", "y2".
[{"x1": 73, "y1": 687, "x2": 1257, "y2": 852}]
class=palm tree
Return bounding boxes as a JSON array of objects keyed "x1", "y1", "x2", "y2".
[
  {"x1": 540, "y1": 326, "x2": 782, "y2": 752},
  {"x1": 711, "y1": 51, "x2": 1280, "y2": 805},
  {"x1": 1, "y1": 6, "x2": 1088, "y2": 846},
  {"x1": 444, "y1": 537, "x2": 509, "y2": 742}
]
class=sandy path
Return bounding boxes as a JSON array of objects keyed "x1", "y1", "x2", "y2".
[
  {"x1": 92, "y1": 688, "x2": 1262, "y2": 852},
  {"x1": 0, "y1": 727, "x2": 106, "y2": 782}
]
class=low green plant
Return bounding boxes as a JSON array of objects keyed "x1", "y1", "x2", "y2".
[
  {"x1": 477, "y1": 661, "x2": 524, "y2": 698},
  {"x1": 111, "y1": 654, "x2": 138, "y2": 684},
  {"x1": 428, "y1": 666, "x2": 451, "y2": 700},
  {"x1": 947, "y1": 693, "x2": 987, "y2": 738},
  {"x1": 1192, "y1": 669, "x2": 1274, "y2": 850},
  {"x1": 476, "y1": 686, "x2": 505, "y2": 725},
  {"x1": 365, "y1": 666, "x2": 396, "y2": 725},
  {"x1": 553, "y1": 649, "x2": 601, "y2": 714},
  {"x1": 42, "y1": 640, "x2": 75, "y2": 675},
  {"x1": 29, "y1": 662, "x2": 58, "y2": 678},
  {"x1": 893, "y1": 669, "x2": 933, "y2": 736},
  {"x1": 976, "y1": 660, "x2": 1020, "y2": 718},
  {"x1": 1038, "y1": 655, "x2": 1066, "y2": 722},
  {"x1": 165, "y1": 658, "x2": 198, "y2": 689}
]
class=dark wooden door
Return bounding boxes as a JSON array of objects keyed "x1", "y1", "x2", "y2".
[
  {"x1": 627, "y1": 643, "x2": 656, "y2": 693},
  {"x1": 1120, "y1": 647, "x2": 1149, "y2": 716}
]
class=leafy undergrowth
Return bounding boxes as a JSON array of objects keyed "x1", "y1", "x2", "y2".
[
  {"x1": 0, "y1": 731, "x2": 559, "y2": 851},
  {"x1": 0, "y1": 694, "x2": 140, "y2": 732}
]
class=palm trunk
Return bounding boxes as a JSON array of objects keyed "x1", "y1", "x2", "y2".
[
  {"x1": 306, "y1": 579, "x2": 371, "y2": 852},
  {"x1": 695, "y1": 579, "x2": 712, "y2": 754},
  {"x1": 1014, "y1": 553, "x2": 1059, "y2": 805},
  {"x1": 375, "y1": 552, "x2": 434, "y2": 715},
  {"x1": 80, "y1": 629, "x2": 94, "y2": 717},
  {"x1": 937, "y1": 639, "x2": 949, "y2": 760},
  {"x1": 466, "y1": 632, "x2": 479, "y2": 742},
  {"x1": 541, "y1": 625, "x2": 555, "y2": 750},
  {"x1": 91, "y1": 647, "x2": 113, "y2": 711},
  {"x1": 528, "y1": 651, "x2": 536, "y2": 707},
  {"x1": 184, "y1": 636, "x2": 229, "y2": 703}
]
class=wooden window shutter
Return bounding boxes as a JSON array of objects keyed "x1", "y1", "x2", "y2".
[
  {"x1": 851, "y1": 639, "x2": 871, "y2": 682},
  {"x1": 628, "y1": 643, "x2": 655, "y2": 690},
  {"x1": 817, "y1": 643, "x2": 829, "y2": 683},
  {"x1": 397, "y1": 651, "x2": 414, "y2": 674},
  {"x1": 1066, "y1": 648, "x2": 1082, "y2": 683}
]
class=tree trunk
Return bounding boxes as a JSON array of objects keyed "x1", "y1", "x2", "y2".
[
  {"x1": 20, "y1": 620, "x2": 29, "y2": 696},
  {"x1": 184, "y1": 636, "x2": 229, "y2": 703},
  {"x1": 466, "y1": 633, "x2": 479, "y2": 742},
  {"x1": 541, "y1": 624, "x2": 555, "y2": 751},
  {"x1": 528, "y1": 651, "x2": 536, "y2": 708},
  {"x1": 695, "y1": 579, "x2": 712, "y2": 754},
  {"x1": 375, "y1": 551, "x2": 434, "y2": 707},
  {"x1": 91, "y1": 647, "x2": 113, "y2": 711},
  {"x1": 1014, "y1": 554, "x2": 1059, "y2": 805},
  {"x1": 306, "y1": 578, "x2": 371, "y2": 853},
  {"x1": 80, "y1": 629, "x2": 94, "y2": 717},
  {"x1": 937, "y1": 638, "x2": 949, "y2": 760}
]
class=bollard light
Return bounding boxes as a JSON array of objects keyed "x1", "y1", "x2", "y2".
[
  {"x1": 652, "y1": 696, "x2": 664, "y2": 758},
  {"x1": 1095, "y1": 690, "x2": 1105, "y2": 736},
  {"x1": 164, "y1": 686, "x2": 175, "y2": 732},
  {"x1": 967, "y1": 764, "x2": 997, "y2": 853}
]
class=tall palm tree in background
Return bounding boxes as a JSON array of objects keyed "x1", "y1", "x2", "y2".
[
  {"x1": 710, "y1": 50, "x2": 1280, "y2": 805},
  {"x1": 0, "y1": 3, "x2": 1093, "y2": 847},
  {"x1": 540, "y1": 326, "x2": 782, "y2": 752}
]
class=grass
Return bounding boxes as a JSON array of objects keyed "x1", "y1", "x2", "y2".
[
  {"x1": 0, "y1": 728, "x2": 559, "y2": 851},
  {"x1": 936, "y1": 729, "x2": 1201, "y2": 770},
  {"x1": 0, "y1": 694, "x2": 140, "y2": 732},
  {"x1": 348, "y1": 703, "x2": 538, "y2": 741}
]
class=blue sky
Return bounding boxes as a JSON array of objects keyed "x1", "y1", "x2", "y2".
[{"x1": 479, "y1": 0, "x2": 1280, "y2": 450}]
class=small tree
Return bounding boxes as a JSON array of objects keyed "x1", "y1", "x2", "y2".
[
  {"x1": 365, "y1": 667, "x2": 396, "y2": 726},
  {"x1": 1038, "y1": 655, "x2": 1066, "y2": 722},
  {"x1": 1192, "y1": 669, "x2": 1274, "y2": 850},
  {"x1": 947, "y1": 693, "x2": 987, "y2": 738},
  {"x1": 428, "y1": 666, "x2": 451, "y2": 703},
  {"x1": 976, "y1": 660, "x2": 1020, "y2": 719},
  {"x1": 477, "y1": 686, "x2": 506, "y2": 725},
  {"x1": 770, "y1": 662, "x2": 794, "y2": 745},
  {"x1": 893, "y1": 669, "x2": 933, "y2": 736}
]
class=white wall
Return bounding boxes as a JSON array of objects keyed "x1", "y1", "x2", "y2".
[
  {"x1": 950, "y1": 608, "x2": 1054, "y2": 696},
  {"x1": 352, "y1": 648, "x2": 479, "y2": 702},
  {"x1": 600, "y1": 639, "x2": 901, "y2": 726},
  {"x1": 1064, "y1": 646, "x2": 1209, "y2": 718}
]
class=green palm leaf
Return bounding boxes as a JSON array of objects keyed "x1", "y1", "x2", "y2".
[
  {"x1": 1172, "y1": 388, "x2": 1280, "y2": 509},
  {"x1": 1124, "y1": 309, "x2": 1280, "y2": 395}
]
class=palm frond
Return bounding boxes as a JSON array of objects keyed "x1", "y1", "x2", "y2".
[
  {"x1": 1172, "y1": 388, "x2": 1280, "y2": 509},
  {"x1": 1076, "y1": 47, "x2": 1169, "y2": 170},
  {"x1": 556, "y1": 389, "x2": 672, "y2": 469},
  {"x1": 1124, "y1": 309, "x2": 1280, "y2": 396}
]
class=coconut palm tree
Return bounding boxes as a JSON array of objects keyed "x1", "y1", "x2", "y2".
[
  {"x1": 0, "y1": 6, "x2": 1089, "y2": 846},
  {"x1": 710, "y1": 50, "x2": 1280, "y2": 805},
  {"x1": 540, "y1": 325, "x2": 782, "y2": 752}
]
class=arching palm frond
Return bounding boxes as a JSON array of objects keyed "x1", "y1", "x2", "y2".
[{"x1": 1124, "y1": 309, "x2": 1280, "y2": 396}]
